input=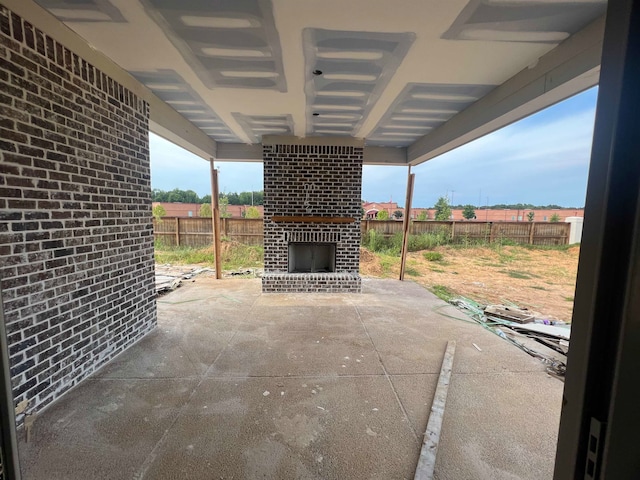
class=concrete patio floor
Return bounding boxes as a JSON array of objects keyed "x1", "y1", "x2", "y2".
[{"x1": 18, "y1": 278, "x2": 563, "y2": 480}]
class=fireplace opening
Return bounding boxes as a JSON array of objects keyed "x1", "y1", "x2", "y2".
[{"x1": 288, "y1": 243, "x2": 336, "y2": 273}]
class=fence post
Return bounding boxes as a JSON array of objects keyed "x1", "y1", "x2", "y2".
[
  {"x1": 489, "y1": 222, "x2": 496, "y2": 243},
  {"x1": 175, "y1": 217, "x2": 180, "y2": 246},
  {"x1": 529, "y1": 222, "x2": 535, "y2": 245},
  {"x1": 451, "y1": 221, "x2": 456, "y2": 241}
]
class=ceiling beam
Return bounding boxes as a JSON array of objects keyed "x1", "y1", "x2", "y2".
[
  {"x1": 214, "y1": 143, "x2": 408, "y2": 166},
  {"x1": 5, "y1": 0, "x2": 218, "y2": 160},
  {"x1": 363, "y1": 146, "x2": 407, "y2": 165},
  {"x1": 407, "y1": 16, "x2": 605, "y2": 166}
]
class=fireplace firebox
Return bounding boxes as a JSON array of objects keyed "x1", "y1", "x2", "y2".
[{"x1": 288, "y1": 243, "x2": 336, "y2": 273}]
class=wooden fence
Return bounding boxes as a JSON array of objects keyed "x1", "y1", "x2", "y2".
[
  {"x1": 361, "y1": 220, "x2": 569, "y2": 246},
  {"x1": 154, "y1": 217, "x2": 263, "y2": 247},
  {"x1": 153, "y1": 218, "x2": 570, "y2": 248}
]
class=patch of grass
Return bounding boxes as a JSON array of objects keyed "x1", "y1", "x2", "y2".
[
  {"x1": 423, "y1": 251, "x2": 444, "y2": 262},
  {"x1": 378, "y1": 254, "x2": 399, "y2": 277},
  {"x1": 430, "y1": 284, "x2": 455, "y2": 302},
  {"x1": 522, "y1": 243, "x2": 572, "y2": 252},
  {"x1": 405, "y1": 267, "x2": 421, "y2": 277},
  {"x1": 155, "y1": 246, "x2": 214, "y2": 265},
  {"x1": 531, "y1": 286, "x2": 547, "y2": 291},
  {"x1": 564, "y1": 296, "x2": 575, "y2": 302},
  {"x1": 430, "y1": 267, "x2": 445, "y2": 273},
  {"x1": 504, "y1": 270, "x2": 534, "y2": 280},
  {"x1": 154, "y1": 241, "x2": 264, "y2": 270}
]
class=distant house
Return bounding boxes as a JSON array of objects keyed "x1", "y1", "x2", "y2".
[
  {"x1": 362, "y1": 201, "x2": 399, "y2": 219},
  {"x1": 152, "y1": 202, "x2": 264, "y2": 218}
]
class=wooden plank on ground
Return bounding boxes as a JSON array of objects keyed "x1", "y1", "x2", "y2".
[{"x1": 414, "y1": 340, "x2": 456, "y2": 480}]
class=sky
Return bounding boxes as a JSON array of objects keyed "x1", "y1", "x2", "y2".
[{"x1": 149, "y1": 86, "x2": 598, "y2": 208}]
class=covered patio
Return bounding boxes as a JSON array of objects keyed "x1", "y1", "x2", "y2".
[{"x1": 18, "y1": 278, "x2": 562, "y2": 479}]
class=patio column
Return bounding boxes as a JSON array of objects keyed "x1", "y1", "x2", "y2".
[
  {"x1": 209, "y1": 159, "x2": 222, "y2": 279},
  {"x1": 399, "y1": 166, "x2": 415, "y2": 280}
]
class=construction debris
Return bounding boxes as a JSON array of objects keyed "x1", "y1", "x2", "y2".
[
  {"x1": 451, "y1": 297, "x2": 570, "y2": 378},
  {"x1": 414, "y1": 341, "x2": 456, "y2": 480},
  {"x1": 154, "y1": 265, "x2": 216, "y2": 294}
]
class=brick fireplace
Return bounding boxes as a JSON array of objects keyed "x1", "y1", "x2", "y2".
[{"x1": 262, "y1": 137, "x2": 362, "y2": 293}]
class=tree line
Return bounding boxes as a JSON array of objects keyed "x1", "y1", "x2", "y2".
[{"x1": 152, "y1": 188, "x2": 264, "y2": 205}]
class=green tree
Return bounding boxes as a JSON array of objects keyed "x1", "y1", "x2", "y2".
[
  {"x1": 462, "y1": 205, "x2": 476, "y2": 220},
  {"x1": 152, "y1": 204, "x2": 166, "y2": 221},
  {"x1": 200, "y1": 194, "x2": 211, "y2": 204},
  {"x1": 199, "y1": 203, "x2": 212, "y2": 217},
  {"x1": 434, "y1": 196, "x2": 452, "y2": 221},
  {"x1": 392, "y1": 210, "x2": 403, "y2": 219},
  {"x1": 417, "y1": 211, "x2": 428, "y2": 221},
  {"x1": 245, "y1": 206, "x2": 261, "y2": 218},
  {"x1": 219, "y1": 196, "x2": 232, "y2": 218},
  {"x1": 527, "y1": 211, "x2": 535, "y2": 222},
  {"x1": 550, "y1": 213, "x2": 561, "y2": 222},
  {"x1": 376, "y1": 210, "x2": 389, "y2": 220}
]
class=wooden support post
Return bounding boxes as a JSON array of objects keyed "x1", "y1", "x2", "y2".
[
  {"x1": 399, "y1": 167, "x2": 415, "y2": 281},
  {"x1": 529, "y1": 222, "x2": 535, "y2": 245},
  {"x1": 175, "y1": 217, "x2": 180, "y2": 247},
  {"x1": 210, "y1": 159, "x2": 222, "y2": 279},
  {"x1": 451, "y1": 221, "x2": 456, "y2": 241}
]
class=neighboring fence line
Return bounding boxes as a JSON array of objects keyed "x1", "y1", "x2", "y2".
[{"x1": 154, "y1": 217, "x2": 570, "y2": 248}]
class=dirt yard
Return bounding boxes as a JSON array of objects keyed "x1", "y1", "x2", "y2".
[{"x1": 360, "y1": 245, "x2": 580, "y2": 323}]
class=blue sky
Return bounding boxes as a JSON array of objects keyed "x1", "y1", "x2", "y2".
[{"x1": 150, "y1": 87, "x2": 598, "y2": 208}]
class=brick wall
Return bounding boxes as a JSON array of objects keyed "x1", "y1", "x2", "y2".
[
  {"x1": 0, "y1": 5, "x2": 156, "y2": 417},
  {"x1": 262, "y1": 143, "x2": 362, "y2": 293}
]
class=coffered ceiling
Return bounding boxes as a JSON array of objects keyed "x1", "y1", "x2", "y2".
[{"x1": 28, "y1": 0, "x2": 606, "y2": 163}]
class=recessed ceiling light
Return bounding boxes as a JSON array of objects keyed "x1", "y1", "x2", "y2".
[
  {"x1": 201, "y1": 47, "x2": 269, "y2": 57},
  {"x1": 220, "y1": 71, "x2": 279, "y2": 78},
  {"x1": 323, "y1": 73, "x2": 377, "y2": 82},
  {"x1": 49, "y1": 9, "x2": 111, "y2": 21},
  {"x1": 460, "y1": 28, "x2": 570, "y2": 42},
  {"x1": 317, "y1": 51, "x2": 384, "y2": 60},
  {"x1": 312, "y1": 105, "x2": 363, "y2": 111},
  {"x1": 411, "y1": 93, "x2": 478, "y2": 101},
  {"x1": 316, "y1": 91, "x2": 367, "y2": 97},
  {"x1": 181, "y1": 16, "x2": 258, "y2": 28}
]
